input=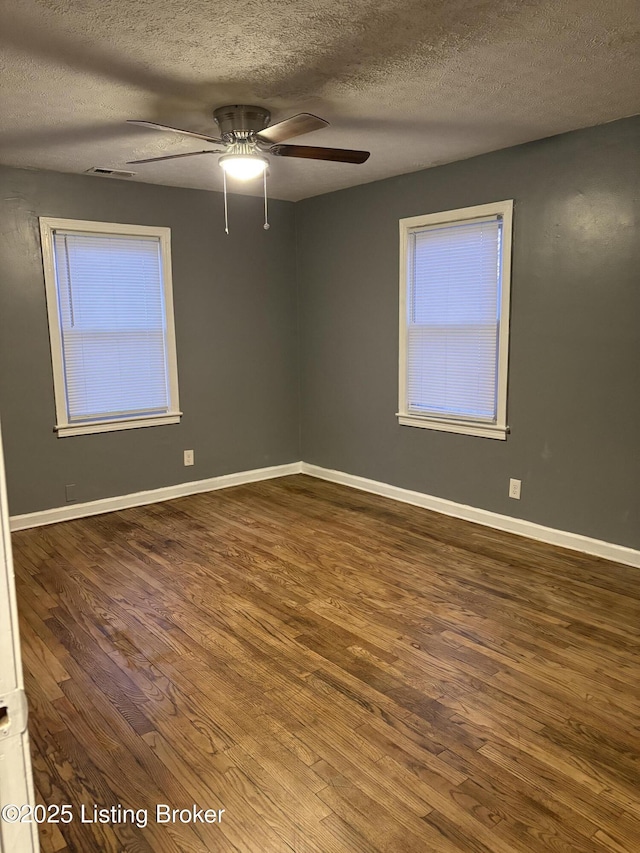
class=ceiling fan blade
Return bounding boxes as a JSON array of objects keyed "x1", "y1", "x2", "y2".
[
  {"x1": 127, "y1": 120, "x2": 224, "y2": 144},
  {"x1": 270, "y1": 144, "x2": 370, "y2": 164},
  {"x1": 127, "y1": 150, "x2": 223, "y2": 164},
  {"x1": 258, "y1": 114, "x2": 329, "y2": 144}
]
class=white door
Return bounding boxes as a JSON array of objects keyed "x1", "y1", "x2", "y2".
[{"x1": 0, "y1": 417, "x2": 39, "y2": 853}]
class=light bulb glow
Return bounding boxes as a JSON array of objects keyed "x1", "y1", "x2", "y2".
[{"x1": 219, "y1": 154, "x2": 268, "y2": 181}]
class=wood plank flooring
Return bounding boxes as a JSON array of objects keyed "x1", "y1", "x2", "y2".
[{"x1": 12, "y1": 474, "x2": 640, "y2": 852}]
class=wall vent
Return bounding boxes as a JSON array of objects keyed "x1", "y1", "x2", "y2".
[{"x1": 85, "y1": 167, "x2": 136, "y2": 178}]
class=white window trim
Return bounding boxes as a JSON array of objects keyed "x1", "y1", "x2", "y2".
[
  {"x1": 397, "y1": 200, "x2": 513, "y2": 440},
  {"x1": 39, "y1": 217, "x2": 182, "y2": 438}
]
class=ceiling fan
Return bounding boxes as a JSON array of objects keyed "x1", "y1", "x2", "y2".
[
  {"x1": 127, "y1": 104, "x2": 370, "y2": 178},
  {"x1": 126, "y1": 105, "x2": 370, "y2": 232}
]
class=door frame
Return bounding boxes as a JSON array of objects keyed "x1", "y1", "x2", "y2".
[{"x1": 0, "y1": 416, "x2": 39, "y2": 853}]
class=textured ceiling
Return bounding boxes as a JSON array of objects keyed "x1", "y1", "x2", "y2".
[{"x1": 0, "y1": 0, "x2": 638, "y2": 201}]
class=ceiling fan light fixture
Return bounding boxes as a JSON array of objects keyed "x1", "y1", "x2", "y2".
[
  {"x1": 127, "y1": 106, "x2": 369, "y2": 233},
  {"x1": 218, "y1": 153, "x2": 268, "y2": 181}
]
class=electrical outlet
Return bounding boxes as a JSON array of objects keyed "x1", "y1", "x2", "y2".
[
  {"x1": 184, "y1": 449, "x2": 194, "y2": 467},
  {"x1": 65, "y1": 484, "x2": 77, "y2": 503},
  {"x1": 509, "y1": 478, "x2": 522, "y2": 500}
]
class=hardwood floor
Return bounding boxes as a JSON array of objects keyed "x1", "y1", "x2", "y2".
[{"x1": 12, "y1": 474, "x2": 640, "y2": 852}]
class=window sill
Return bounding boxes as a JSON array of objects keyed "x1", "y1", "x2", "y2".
[
  {"x1": 55, "y1": 413, "x2": 182, "y2": 437},
  {"x1": 397, "y1": 414, "x2": 508, "y2": 440}
]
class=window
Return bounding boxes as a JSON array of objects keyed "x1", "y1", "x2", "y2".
[
  {"x1": 398, "y1": 200, "x2": 513, "y2": 439},
  {"x1": 40, "y1": 218, "x2": 181, "y2": 437}
]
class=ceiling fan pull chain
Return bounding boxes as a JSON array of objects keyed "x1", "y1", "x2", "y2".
[
  {"x1": 263, "y1": 170, "x2": 270, "y2": 230},
  {"x1": 223, "y1": 170, "x2": 229, "y2": 234}
]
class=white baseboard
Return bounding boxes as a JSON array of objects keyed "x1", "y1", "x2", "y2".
[
  {"x1": 301, "y1": 463, "x2": 640, "y2": 569},
  {"x1": 9, "y1": 462, "x2": 303, "y2": 532},
  {"x1": 10, "y1": 459, "x2": 639, "y2": 569}
]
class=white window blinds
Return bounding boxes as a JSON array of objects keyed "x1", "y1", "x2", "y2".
[
  {"x1": 406, "y1": 216, "x2": 503, "y2": 422},
  {"x1": 51, "y1": 230, "x2": 173, "y2": 424}
]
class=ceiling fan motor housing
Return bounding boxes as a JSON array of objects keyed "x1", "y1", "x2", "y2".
[{"x1": 213, "y1": 105, "x2": 271, "y2": 139}]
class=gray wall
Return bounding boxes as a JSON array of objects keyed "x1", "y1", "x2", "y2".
[
  {"x1": 0, "y1": 166, "x2": 299, "y2": 515},
  {"x1": 296, "y1": 116, "x2": 640, "y2": 550},
  {"x1": 2, "y1": 117, "x2": 639, "y2": 550}
]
